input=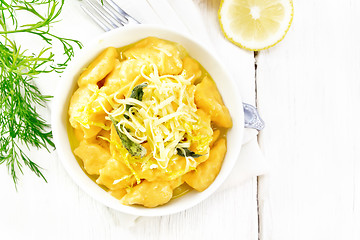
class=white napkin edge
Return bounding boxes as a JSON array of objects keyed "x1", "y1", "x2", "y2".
[{"x1": 220, "y1": 130, "x2": 268, "y2": 191}]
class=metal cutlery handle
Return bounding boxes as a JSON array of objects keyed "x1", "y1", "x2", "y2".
[{"x1": 243, "y1": 103, "x2": 265, "y2": 130}]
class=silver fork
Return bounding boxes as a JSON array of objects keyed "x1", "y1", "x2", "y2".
[
  {"x1": 80, "y1": 0, "x2": 139, "y2": 31},
  {"x1": 80, "y1": 0, "x2": 265, "y2": 130}
]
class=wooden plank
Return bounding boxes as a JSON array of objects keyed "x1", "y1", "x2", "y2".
[{"x1": 256, "y1": 0, "x2": 360, "y2": 239}]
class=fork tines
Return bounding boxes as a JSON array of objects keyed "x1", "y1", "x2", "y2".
[{"x1": 80, "y1": 0, "x2": 140, "y2": 31}]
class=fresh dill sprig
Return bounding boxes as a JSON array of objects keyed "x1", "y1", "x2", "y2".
[{"x1": 0, "y1": 0, "x2": 82, "y2": 187}]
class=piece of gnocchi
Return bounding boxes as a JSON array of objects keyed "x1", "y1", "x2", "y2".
[
  {"x1": 103, "y1": 59, "x2": 148, "y2": 96},
  {"x1": 195, "y1": 77, "x2": 232, "y2": 128},
  {"x1": 86, "y1": 129, "x2": 111, "y2": 150},
  {"x1": 184, "y1": 138, "x2": 227, "y2": 191},
  {"x1": 109, "y1": 188, "x2": 127, "y2": 200},
  {"x1": 68, "y1": 87, "x2": 93, "y2": 129},
  {"x1": 73, "y1": 127, "x2": 84, "y2": 142},
  {"x1": 96, "y1": 158, "x2": 136, "y2": 190},
  {"x1": 81, "y1": 125, "x2": 103, "y2": 139},
  {"x1": 181, "y1": 56, "x2": 202, "y2": 83},
  {"x1": 170, "y1": 177, "x2": 184, "y2": 189},
  {"x1": 69, "y1": 86, "x2": 112, "y2": 139},
  {"x1": 117, "y1": 59, "x2": 148, "y2": 86},
  {"x1": 121, "y1": 180, "x2": 173, "y2": 208},
  {"x1": 74, "y1": 140, "x2": 111, "y2": 175},
  {"x1": 123, "y1": 37, "x2": 183, "y2": 75},
  {"x1": 78, "y1": 47, "x2": 119, "y2": 87},
  {"x1": 101, "y1": 59, "x2": 122, "y2": 95},
  {"x1": 210, "y1": 129, "x2": 221, "y2": 147}
]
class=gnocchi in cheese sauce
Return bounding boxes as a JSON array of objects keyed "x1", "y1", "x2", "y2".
[{"x1": 68, "y1": 37, "x2": 232, "y2": 208}]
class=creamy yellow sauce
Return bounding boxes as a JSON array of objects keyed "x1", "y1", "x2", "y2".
[{"x1": 67, "y1": 37, "x2": 232, "y2": 208}]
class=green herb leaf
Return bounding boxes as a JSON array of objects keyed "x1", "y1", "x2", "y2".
[
  {"x1": 124, "y1": 83, "x2": 148, "y2": 119},
  {"x1": 109, "y1": 116, "x2": 147, "y2": 158},
  {"x1": 126, "y1": 83, "x2": 148, "y2": 111},
  {"x1": 176, "y1": 148, "x2": 203, "y2": 158},
  {"x1": 0, "y1": 0, "x2": 82, "y2": 187}
]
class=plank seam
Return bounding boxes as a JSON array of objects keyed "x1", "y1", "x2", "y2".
[{"x1": 254, "y1": 51, "x2": 261, "y2": 240}]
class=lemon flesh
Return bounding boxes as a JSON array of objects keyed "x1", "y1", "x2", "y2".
[{"x1": 219, "y1": 0, "x2": 293, "y2": 51}]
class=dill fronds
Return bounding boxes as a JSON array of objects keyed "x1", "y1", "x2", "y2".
[{"x1": 0, "y1": 0, "x2": 82, "y2": 187}]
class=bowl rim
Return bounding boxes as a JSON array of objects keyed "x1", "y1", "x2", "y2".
[{"x1": 51, "y1": 24, "x2": 244, "y2": 216}]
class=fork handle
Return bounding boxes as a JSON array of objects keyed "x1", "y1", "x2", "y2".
[
  {"x1": 243, "y1": 103, "x2": 265, "y2": 130},
  {"x1": 106, "y1": 0, "x2": 140, "y2": 24}
]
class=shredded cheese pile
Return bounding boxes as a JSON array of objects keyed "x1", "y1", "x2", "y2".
[
  {"x1": 109, "y1": 63, "x2": 204, "y2": 171},
  {"x1": 74, "y1": 62, "x2": 212, "y2": 176}
]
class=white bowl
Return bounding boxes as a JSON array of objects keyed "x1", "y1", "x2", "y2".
[{"x1": 52, "y1": 25, "x2": 244, "y2": 216}]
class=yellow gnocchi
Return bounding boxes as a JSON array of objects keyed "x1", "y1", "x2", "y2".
[
  {"x1": 195, "y1": 76, "x2": 232, "y2": 128},
  {"x1": 78, "y1": 47, "x2": 119, "y2": 87},
  {"x1": 123, "y1": 37, "x2": 183, "y2": 75},
  {"x1": 74, "y1": 140, "x2": 111, "y2": 175},
  {"x1": 184, "y1": 138, "x2": 227, "y2": 191},
  {"x1": 121, "y1": 180, "x2": 173, "y2": 208},
  {"x1": 181, "y1": 56, "x2": 202, "y2": 84}
]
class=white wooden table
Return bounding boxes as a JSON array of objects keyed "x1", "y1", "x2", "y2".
[{"x1": 1, "y1": 0, "x2": 360, "y2": 239}]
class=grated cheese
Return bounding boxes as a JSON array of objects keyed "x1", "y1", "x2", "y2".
[{"x1": 107, "y1": 63, "x2": 211, "y2": 174}]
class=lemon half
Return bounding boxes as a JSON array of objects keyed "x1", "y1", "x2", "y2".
[{"x1": 219, "y1": 0, "x2": 294, "y2": 51}]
